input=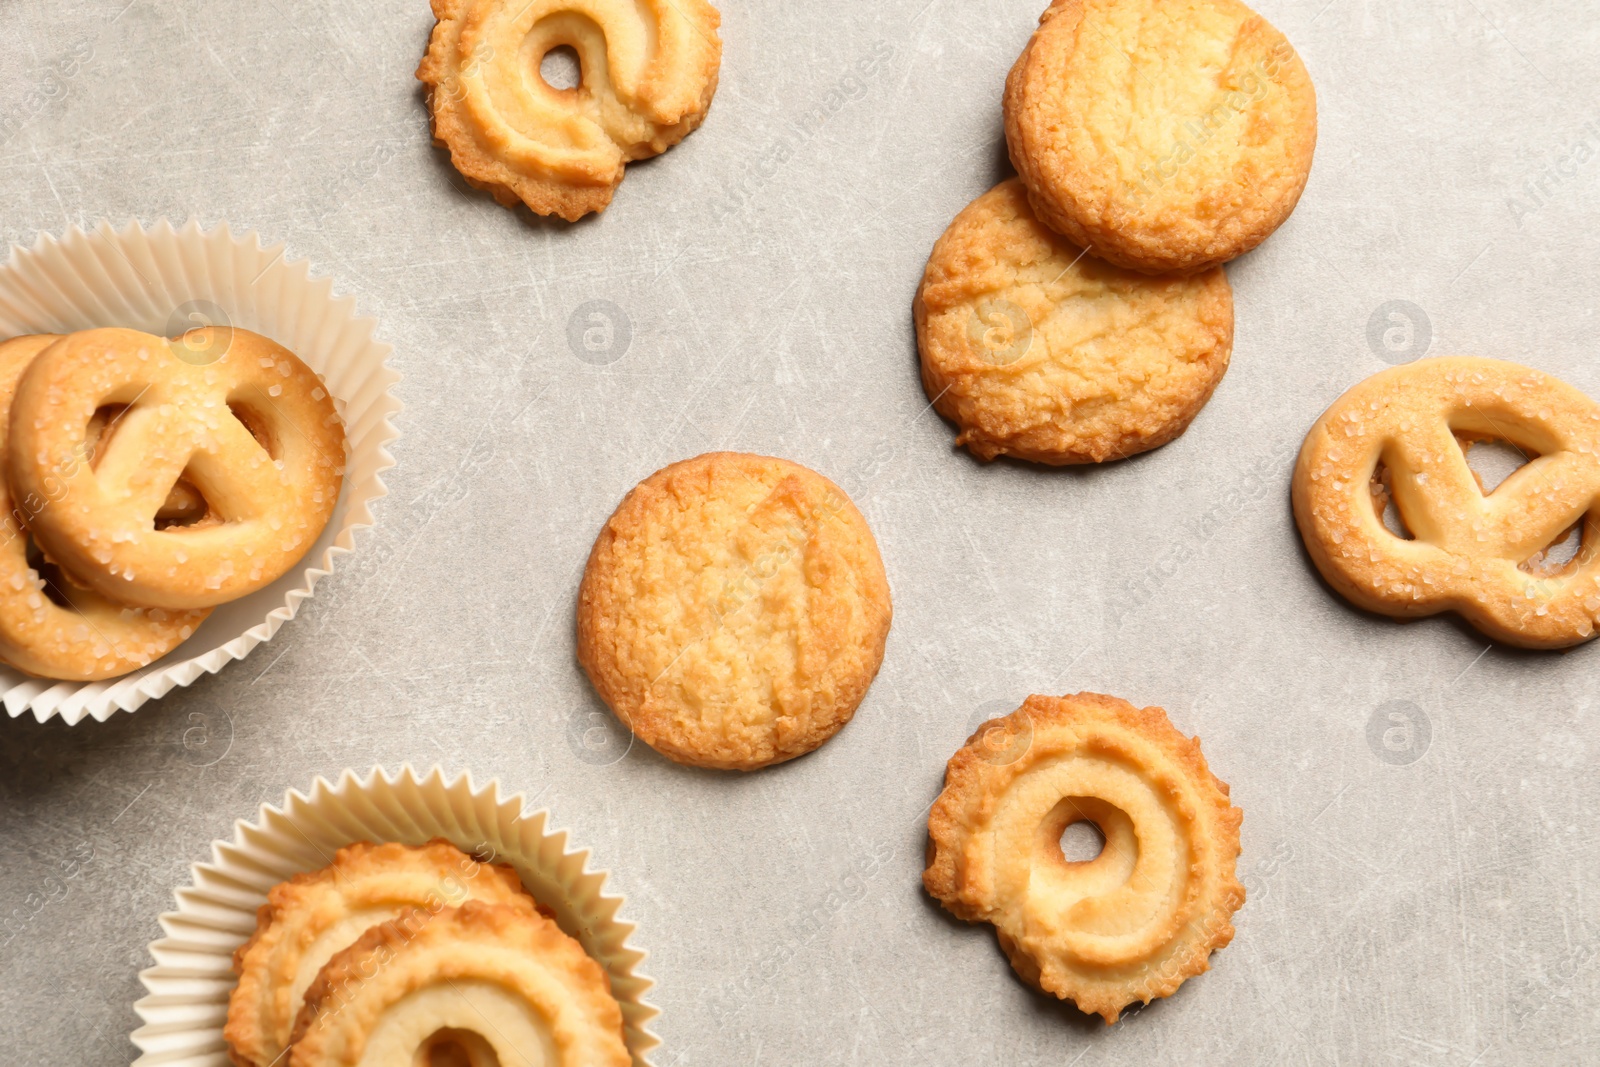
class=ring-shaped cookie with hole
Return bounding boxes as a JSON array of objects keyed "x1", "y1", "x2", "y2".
[
  {"x1": 418, "y1": 0, "x2": 722, "y2": 220},
  {"x1": 0, "y1": 335, "x2": 210, "y2": 680},
  {"x1": 287, "y1": 900, "x2": 630, "y2": 1067},
  {"x1": 1004, "y1": 0, "x2": 1317, "y2": 274},
  {"x1": 924, "y1": 693, "x2": 1244, "y2": 1023},
  {"x1": 7, "y1": 327, "x2": 344, "y2": 611},
  {"x1": 225, "y1": 840, "x2": 541, "y2": 1067},
  {"x1": 1294, "y1": 356, "x2": 1600, "y2": 648}
]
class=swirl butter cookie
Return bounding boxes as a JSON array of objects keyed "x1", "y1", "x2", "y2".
[
  {"x1": 1294, "y1": 357, "x2": 1600, "y2": 648},
  {"x1": 418, "y1": 0, "x2": 722, "y2": 220},
  {"x1": 577, "y1": 452, "x2": 892, "y2": 771},
  {"x1": 288, "y1": 901, "x2": 630, "y2": 1067},
  {"x1": 0, "y1": 335, "x2": 210, "y2": 680},
  {"x1": 225, "y1": 840, "x2": 539, "y2": 1067},
  {"x1": 915, "y1": 180, "x2": 1233, "y2": 464},
  {"x1": 925, "y1": 693, "x2": 1244, "y2": 1023},
  {"x1": 1004, "y1": 0, "x2": 1317, "y2": 274}
]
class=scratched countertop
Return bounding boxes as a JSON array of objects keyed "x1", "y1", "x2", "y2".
[{"x1": 2, "y1": 1, "x2": 1598, "y2": 1064}]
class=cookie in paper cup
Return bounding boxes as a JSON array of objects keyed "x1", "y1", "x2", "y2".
[
  {"x1": 0, "y1": 219, "x2": 400, "y2": 724},
  {"x1": 130, "y1": 765, "x2": 659, "y2": 1066}
]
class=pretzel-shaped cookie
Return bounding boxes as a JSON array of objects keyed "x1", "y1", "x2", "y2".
[
  {"x1": 8, "y1": 327, "x2": 344, "y2": 611},
  {"x1": 418, "y1": 0, "x2": 722, "y2": 220},
  {"x1": 0, "y1": 335, "x2": 209, "y2": 679},
  {"x1": 1294, "y1": 357, "x2": 1600, "y2": 648}
]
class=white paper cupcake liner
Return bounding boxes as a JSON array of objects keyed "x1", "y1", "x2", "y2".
[
  {"x1": 131, "y1": 765, "x2": 659, "y2": 1066},
  {"x1": 0, "y1": 219, "x2": 400, "y2": 724}
]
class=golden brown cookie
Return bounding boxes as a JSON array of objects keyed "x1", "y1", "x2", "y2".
[
  {"x1": 225, "y1": 840, "x2": 539, "y2": 1067},
  {"x1": 1004, "y1": 0, "x2": 1317, "y2": 274},
  {"x1": 577, "y1": 452, "x2": 892, "y2": 771},
  {"x1": 1293, "y1": 357, "x2": 1600, "y2": 649},
  {"x1": 289, "y1": 900, "x2": 630, "y2": 1067},
  {"x1": 418, "y1": 0, "x2": 722, "y2": 221},
  {"x1": 0, "y1": 335, "x2": 210, "y2": 680},
  {"x1": 925, "y1": 693, "x2": 1244, "y2": 1023},
  {"x1": 7, "y1": 327, "x2": 345, "y2": 611},
  {"x1": 915, "y1": 180, "x2": 1233, "y2": 464}
]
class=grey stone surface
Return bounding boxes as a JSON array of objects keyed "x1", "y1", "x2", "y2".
[{"x1": 2, "y1": 0, "x2": 1599, "y2": 1063}]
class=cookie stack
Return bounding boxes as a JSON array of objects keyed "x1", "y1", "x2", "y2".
[
  {"x1": 0, "y1": 327, "x2": 344, "y2": 681},
  {"x1": 224, "y1": 840, "x2": 630, "y2": 1067},
  {"x1": 916, "y1": 0, "x2": 1317, "y2": 465}
]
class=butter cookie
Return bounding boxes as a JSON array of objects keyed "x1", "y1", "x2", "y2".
[
  {"x1": 1294, "y1": 356, "x2": 1600, "y2": 648},
  {"x1": 1004, "y1": 0, "x2": 1317, "y2": 274},
  {"x1": 288, "y1": 901, "x2": 630, "y2": 1067},
  {"x1": 577, "y1": 452, "x2": 892, "y2": 771},
  {"x1": 7, "y1": 327, "x2": 344, "y2": 611},
  {"x1": 0, "y1": 335, "x2": 209, "y2": 680},
  {"x1": 925, "y1": 693, "x2": 1244, "y2": 1023},
  {"x1": 915, "y1": 180, "x2": 1232, "y2": 464},
  {"x1": 418, "y1": 0, "x2": 722, "y2": 220},
  {"x1": 225, "y1": 840, "x2": 538, "y2": 1067}
]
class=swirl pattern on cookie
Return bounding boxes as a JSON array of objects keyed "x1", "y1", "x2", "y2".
[
  {"x1": 924, "y1": 693, "x2": 1244, "y2": 1023},
  {"x1": 1294, "y1": 357, "x2": 1600, "y2": 648},
  {"x1": 225, "y1": 840, "x2": 539, "y2": 1067},
  {"x1": 915, "y1": 180, "x2": 1233, "y2": 464},
  {"x1": 1004, "y1": 0, "x2": 1317, "y2": 274},
  {"x1": 418, "y1": 0, "x2": 722, "y2": 220},
  {"x1": 0, "y1": 335, "x2": 210, "y2": 679},
  {"x1": 288, "y1": 901, "x2": 630, "y2": 1067}
]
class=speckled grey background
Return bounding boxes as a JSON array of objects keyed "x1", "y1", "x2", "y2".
[{"x1": 2, "y1": 0, "x2": 1598, "y2": 1063}]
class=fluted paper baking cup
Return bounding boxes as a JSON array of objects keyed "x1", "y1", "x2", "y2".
[
  {"x1": 0, "y1": 219, "x2": 400, "y2": 724},
  {"x1": 131, "y1": 765, "x2": 659, "y2": 1065}
]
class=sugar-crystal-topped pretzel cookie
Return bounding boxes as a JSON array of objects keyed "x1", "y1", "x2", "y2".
[
  {"x1": 915, "y1": 179, "x2": 1233, "y2": 463},
  {"x1": 288, "y1": 900, "x2": 630, "y2": 1067},
  {"x1": 1004, "y1": 0, "x2": 1317, "y2": 274},
  {"x1": 0, "y1": 335, "x2": 210, "y2": 680},
  {"x1": 1294, "y1": 356, "x2": 1600, "y2": 648},
  {"x1": 577, "y1": 452, "x2": 892, "y2": 771},
  {"x1": 7, "y1": 327, "x2": 344, "y2": 611},
  {"x1": 418, "y1": 0, "x2": 722, "y2": 221},
  {"x1": 225, "y1": 840, "x2": 541, "y2": 1067},
  {"x1": 925, "y1": 693, "x2": 1244, "y2": 1023}
]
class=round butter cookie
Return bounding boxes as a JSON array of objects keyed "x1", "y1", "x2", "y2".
[
  {"x1": 1004, "y1": 0, "x2": 1317, "y2": 274},
  {"x1": 915, "y1": 180, "x2": 1233, "y2": 464},
  {"x1": 225, "y1": 840, "x2": 540, "y2": 1067},
  {"x1": 289, "y1": 901, "x2": 630, "y2": 1067},
  {"x1": 925, "y1": 693, "x2": 1244, "y2": 1023},
  {"x1": 418, "y1": 0, "x2": 722, "y2": 221},
  {"x1": 577, "y1": 452, "x2": 892, "y2": 771},
  {"x1": 0, "y1": 335, "x2": 210, "y2": 680},
  {"x1": 1294, "y1": 357, "x2": 1600, "y2": 649}
]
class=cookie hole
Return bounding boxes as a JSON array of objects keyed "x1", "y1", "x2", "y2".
[
  {"x1": 1521, "y1": 519, "x2": 1589, "y2": 577},
  {"x1": 24, "y1": 533, "x2": 80, "y2": 609},
  {"x1": 539, "y1": 45, "x2": 581, "y2": 91},
  {"x1": 416, "y1": 1027, "x2": 499, "y2": 1067},
  {"x1": 1456, "y1": 434, "x2": 1534, "y2": 495},
  {"x1": 227, "y1": 400, "x2": 278, "y2": 459},
  {"x1": 85, "y1": 404, "x2": 132, "y2": 468},
  {"x1": 1059, "y1": 820, "x2": 1106, "y2": 864},
  {"x1": 1369, "y1": 462, "x2": 1413, "y2": 540},
  {"x1": 155, "y1": 476, "x2": 212, "y2": 530}
]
